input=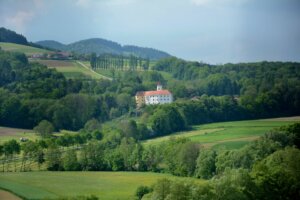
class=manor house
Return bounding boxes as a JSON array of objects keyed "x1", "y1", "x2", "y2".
[{"x1": 135, "y1": 83, "x2": 173, "y2": 107}]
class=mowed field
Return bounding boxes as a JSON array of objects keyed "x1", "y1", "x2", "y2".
[
  {"x1": 0, "y1": 127, "x2": 36, "y2": 144},
  {"x1": 33, "y1": 59, "x2": 108, "y2": 79},
  {"x1": 0, "y1": 172, "x2": 203, "y2": 200},
  {"x1": 0, "y1": 42, "x2": 51, "y2": 55},
  {"x1": 144, "y1": 116, "x2": 300, "y2": 150}
]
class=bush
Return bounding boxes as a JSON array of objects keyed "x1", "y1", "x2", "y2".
[{"x1": 135, "y1": 185, "x2": 152, "y2": 200}]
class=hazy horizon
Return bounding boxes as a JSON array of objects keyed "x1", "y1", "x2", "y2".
[{"x1": 1, "y1": 0, "x2": 300, "y2": 64}]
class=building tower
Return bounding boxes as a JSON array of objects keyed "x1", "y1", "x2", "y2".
[{"x1": 157, "y1": 82, "x2": 162, "y2": 91}]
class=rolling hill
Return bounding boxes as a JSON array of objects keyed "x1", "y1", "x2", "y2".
[
  {"x1": 36, "y1": 38, "x2": 171, "y2": 60},
  {"x1": 0, "y1": 42, "x2": 52, "y2": 55}
]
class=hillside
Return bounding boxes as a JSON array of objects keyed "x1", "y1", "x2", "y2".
[
  {"x1": 0, "y1": 42, "x2": 52, "y2": 55},
  {"x1": 0, "y1": 27, "x2": 28, "y2": 45},
  {"x1": 35, "y1": 40, "x2": 66, "y2": 50},
  {"x1": 36, "y1": 38, "x2": 171, "y2": 60}
]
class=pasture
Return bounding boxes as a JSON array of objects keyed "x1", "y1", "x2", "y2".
[
  {"x1": 144, "y1": 116, "x2": 300, "y2": 150},
  {"x1": 0, "y1": 172, "x2": 202, "y2": 200},
  {"x1": 0, "y1": 42, "x2": 51, "y2": 55},
  {"x1": 0, "y1": 127, "x2": 36, "y2": 144},
  {"x1": 34, "y1": 60, "x2": 106, "y2": 79}
]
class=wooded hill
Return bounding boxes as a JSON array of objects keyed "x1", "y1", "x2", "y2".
[
  {"x1": 36, "y1": 38, "x2": 171, "y2": 60},
  {"x1": 0, "y1": 27, "x2": 53, "y2": 51}
]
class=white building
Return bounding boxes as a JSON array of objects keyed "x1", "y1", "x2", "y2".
[{"x1": 135, "y1": 83, "x2": 173, "y2": 107}]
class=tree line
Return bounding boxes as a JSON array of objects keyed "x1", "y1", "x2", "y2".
[{"x1": 90, "y1": 53, "x2": 150, "y2": 71}]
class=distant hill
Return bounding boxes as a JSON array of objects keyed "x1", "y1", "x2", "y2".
[
  {"x1": 36, "y1": 38, "x2": 171, "y2": 60},
  {"x1": 36, "y1": 40, "x2": 66, "y2": 50}
]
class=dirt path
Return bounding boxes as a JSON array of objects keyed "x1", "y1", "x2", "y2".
[
  {"x1": 76, "y1": 61, "x2": 112, "y2": 80},
  {"x1": 0, "y1": 190, "x2": 22, "y2": 200}
]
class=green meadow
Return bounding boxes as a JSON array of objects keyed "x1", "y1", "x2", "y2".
[
  {"x1": 0, "y1": 172, "x2": 203, "y2": 200},
  {"x1": 0, "y1": 42, "x2": 51, "y2": 55},
  {"x1": 144, "y1": 116, "x2": 300, "y2": 149},
  {"x1": 0, "y1": 127, "x2": 37, "y2": 144},
  {"x1": 34, "y1": 60, "x2": 106, "y2": 79}
]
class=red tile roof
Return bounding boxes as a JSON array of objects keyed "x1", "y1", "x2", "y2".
[{"x1": 141, "y1": 90, "x2": 172, "y2": 96}]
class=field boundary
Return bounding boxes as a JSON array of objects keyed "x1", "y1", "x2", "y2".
[{"x1": 76, "y1": 61, "x2": 112, "y2": 80}]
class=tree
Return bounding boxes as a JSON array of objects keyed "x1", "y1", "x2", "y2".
[
  {"x1": 3, "y1": 139, "x2": 20, "y2": 172},
  {"x1": 150, "y1": 106, "x2": 186, "y2": 136},
  {"x1": 45, "y1": 145, "x2": 62, "y2": 171},
  {"x1": 195, "y1": 149, "x2": 216, "y2": 179},
  {"x1": 120, "y1": 120, "x2": 139, "y2": 139},
  {"x1": 212, "y1": 168, "x2": 257, "y2": 200},
  {"x1": 84, "y1": 118, "x2": 102, "y2": 133},
  {"x1": 151, "y1": 178, "x2": 171, "y2": 200},
  {"x1": 34, "y1": 120, "x2": 54, "y2": 137},
  {"x1": 63, "y1": 149, "x2": 80, "y2": 171},
  {"x1": 90, "y1": 53, "x2": 97, "y2": 69},
  {"x1": 135, "y1": 185, "x2": 152, "y2": 200},
  {"x1": 21, "y1": 141, "x2": 39, "y2": 171},
  {"x1": 251, "y1": 147, "x2": 300, "y2": 200}
]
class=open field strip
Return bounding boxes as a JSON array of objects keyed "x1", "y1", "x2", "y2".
[
  {"x1": 33, "y1": 59, "x2": 106, "y2": 79},
  {"x1": 76, "y1": 61, "x2": 112, "y2": 80},
  {"x1": 0, "y1": 172, "x2": 204, "y2": 200},
  {"x1": 0, "y1": 42, "x2": 51, "y2": 55},
  {"x1": 144, "y1": 116, "x2": 300, "y2": 149},
  {"x1": 0, "y1": 127, "x2": 36, "y2": 144}
]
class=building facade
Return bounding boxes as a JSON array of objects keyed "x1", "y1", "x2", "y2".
[{"x1": 135, "y1": 83, "x2": 173, "y2": 107}]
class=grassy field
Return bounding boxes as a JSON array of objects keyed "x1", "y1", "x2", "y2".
[
  {"x1": 0, "y1": 42, "x2": 51, "y2": 55},
  {"x1": 144, "y1": 116, "x2": 300, "y2": 150},
  {"x1": 0, "y1": 172, "x2": 203, "y2": 200},
  {"x1": 0, "y1": 127, "x2": 37, "y2": 144},
  {"x1": 33, "y1": 59, "x2": 107, "y2": 79}
]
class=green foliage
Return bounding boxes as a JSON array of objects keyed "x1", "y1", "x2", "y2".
[
  {"x1": 150, "y1": 105, "x2": 186, "y2": 136},
  {"x1": 45, "y1": 144, "x2": 63, "y2": 171},
  {"x1": 162, "y1": 138, "x2": 199, "y2": 176},
  {"x1": 212, "y1": 168, "x2": 257, "y2": 200},
  {"x1": 195, "y1": 149, "x2": 216, "y2": 179},
  {"x1": 34, "y1": 120, "x2": 54, "y2": 137},
  {"x1": 151, "y1": 178, "x2": 171, "y2": 200},
  {"x1": 120, "y1": 120, "x2": 139, "y2": 139},
  {"x1": 251, "y1": 147, "x2": 300, "y2": 200},
  {"x1": 84, "y1": 118, "x2": 102, "y2": 132},
  {"x1": 63, "y1": 149, "x2": 80, "y2": 171},
  {"x1": 135, "y1": 185, "x2": 152, "y2": 200},
  {"x1": 0, "y1": 27, "x2": 28, "y2": 45}
]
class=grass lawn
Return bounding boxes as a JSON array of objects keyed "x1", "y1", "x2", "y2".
[
  {"x1": 0, "y1": 42, "x2": 51, "y2": 55},
  {"x1": 0, "y1": 172, "x2": 203, "y2": 200},
  {"x1": 143, "y1": 116, "x2": 300, "y2": 150}
]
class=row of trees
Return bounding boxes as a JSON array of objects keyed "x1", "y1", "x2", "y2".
[
  {"x1": 90, "y1": 53, "x2": 150, "y2": 71},
  {"x1": 2, "y1": 122, "x2": 298, "y2": 196}
]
